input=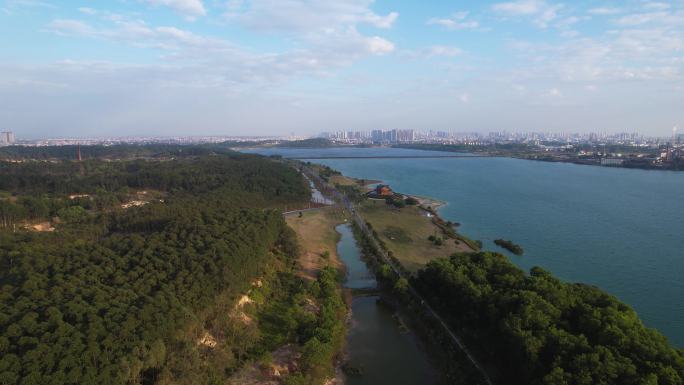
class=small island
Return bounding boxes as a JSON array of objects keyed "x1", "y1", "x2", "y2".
[{"x1": 494, "y1": 239, "x2": 524, "y2": 255}]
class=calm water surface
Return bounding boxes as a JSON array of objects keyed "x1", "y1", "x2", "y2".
[
  {"x1": 248, "y1": 147, "x2": 684, "y2": 347},
  {"x1": 335, "y1": 224, "x2": 436, "y2": 385}
]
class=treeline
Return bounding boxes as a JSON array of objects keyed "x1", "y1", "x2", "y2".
[
  {"x1": 276, "y1": 138, "x2": 333, "y2": 148},
  {"x1": 493, "y1": 239, "x2": 523, "y2": 255},
  {"x1": 0, "y1": 154, "x2": 306, "y2": 198},
  {"x1": 0, "y1": 152, "x2": 314, "y2": 384},
  {"x1": 0, "y1": 153, "x2": 308, "y2": 228},
  {"x1": 0, "y1": 144, "x2": 215, "y2": 160},
  {"x1": 414, "y1": 252, "x2": 684, "y2": 385},
  {"x1": 0, "y1": 142, "x2": 278, "y2": 161}
]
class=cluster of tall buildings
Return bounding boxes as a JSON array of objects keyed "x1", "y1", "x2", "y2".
[
  {"x1": 321, "y1": 128, "x2": 681, "y2": 147},
  {"x1": 0, "y1": 131, "x2": 15, "y2": 146},
  {"x1": 323, "y1": 129, "x2": 415, "y2": 143}
]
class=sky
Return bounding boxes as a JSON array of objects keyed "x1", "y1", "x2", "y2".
[{"x1": 1, "y1": 0, "x2": 683, "y2": 138}]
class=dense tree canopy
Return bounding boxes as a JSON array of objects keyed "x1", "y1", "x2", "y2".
[
  {"x1": 0, "y1": 153, "x2": 308, "y2": 229},
  {"x1": 0, "y1": 150, "x2": 312, "y2": 385},
  {"x1": 414, "y1": 252, "x2": 684, "y2": 385},
  {"x1": 0, "y1": 142, "x2": 267, "y2": 161}
]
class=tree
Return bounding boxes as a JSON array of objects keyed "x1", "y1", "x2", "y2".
[
  {"x1": 57, "y1": 206, "x2": 88, "y2": 223},
  {"x1": 405, "y1": 197, "x2": 419, "y2": 205},
  {"x1": 414, "y1": 252, "x2": 684, "y2": 385},
  {"x1": 393, "y1": 278, "x2": 409, "y2": 294}
]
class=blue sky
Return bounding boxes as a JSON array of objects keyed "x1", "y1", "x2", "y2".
[{"x1": 1, "y1": 0, "x2": 683, "y2": 138}]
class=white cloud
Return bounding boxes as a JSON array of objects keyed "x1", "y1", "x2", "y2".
[
  {"x1": 493, "y1": 0, "x2": 542, "y2": 15},
  {"x1": 144, "y1": 0, "x2": 206, "y2": 20},
  {"x1": 230, "y1": 0, "x2": 398, "y2": 31},
  {"x1": 3, "y1": 0, "x2": 55, "y2": 9},
  {"x1": 616, "y1": 11, "x2": 684, "y2": 26},
  {"x1": 43, "y1": 12, "x2": 395, "y2": 90},
  {"x1": 643, "y1": 2, "x2": 671, "y2": 11},
  {"x1": 492, "y1": 0, "x2": 563, "y2": 28},
  {"x1": 78, "y1": 7, "x2": 98, "y2": 15},
  {"x1": 8, "y1": 0, "x2": 684, "y2": 136},
  {"x1": 555, "y1": 16, "x2": 584, "y2": 28},
  {"x1": 560, "y1": 30, "x2": 579, "y2": 38},
  {"x1": 507, "y1": 23, "x2": 684, "y2": 83},
  {"x1": 365, "y1": 36, "x2": 394, "y2": 55},
  {"x1": 400, "y1": 45, "x2": 464, "y2": 59},
  {"x1": 46, "y1": 19, "x2": 95, "y2": 36},
  {"x1": 427, "y1": 45, "x2": 463, "y2": 57},
  {"x1": 219, "y1": 1, "x2": 398, "y2": 72},
  {"x1": 588, "y1": 7, "x2": 622, "y2": 16},
  {"x1": 427, "y1": 11, "x2": 480, "y2": 30},
  {"x1": 547, "y1": 87, "x2": 562, "y2": 97},
  {"x1": 155, "y1": 26, "x2": 208, "y2": 45},
  {"x1": 364, "y1": 11, "x2": 399, "y2": 29}
]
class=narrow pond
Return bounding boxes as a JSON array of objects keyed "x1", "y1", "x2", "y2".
[{"x1": 335, "y1": 224, "x2": 436, "y2": 385}]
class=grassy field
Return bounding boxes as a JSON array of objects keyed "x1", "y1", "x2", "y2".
[
  {"x1": 328, "y1": 174, "x2": 380, "y2": 189},
  {"x1": 328, "y1": 174, "x2": 359, "y2": 186},
  {"x1": 358, "y1": 199, "x2": 473, "y2": 272},
  {"x1": 285, "y1": 206, "x2": 349, "y2": 279}
]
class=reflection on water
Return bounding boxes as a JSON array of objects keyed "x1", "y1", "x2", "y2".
[
  {"x1": 336, "y1": 225, "x2": 375, "y2": 289},
  {"x1": 335, "y1": 224, "x2": 436, "y2": 385}
]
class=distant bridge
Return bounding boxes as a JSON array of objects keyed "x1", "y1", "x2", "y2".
[{"x1": 289, "y1": 155, "x2": 494, "y2": 160}]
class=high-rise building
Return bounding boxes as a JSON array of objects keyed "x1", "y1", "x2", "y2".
[
  {"x1": 0, "y1": 131, "x2": 15, "y2": 145},
  {"x1": 397, "y1": 129, "x2": 414, "y2": 142}
]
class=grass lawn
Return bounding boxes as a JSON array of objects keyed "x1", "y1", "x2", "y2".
[
  {"x1": 328, "y1": 174, "x2": 381, "y2": 189},
  {"x1": 328, "y1": 174, "x2": 359, "y2": 187},
  {"x1": 285, "y1": 207, "x2": 349, "y2": 279},
  {"x1": 358, "y1": 199, "x2": 473, "y2": 272}
]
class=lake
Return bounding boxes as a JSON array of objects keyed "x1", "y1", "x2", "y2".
[{"x1": 247, "y1": 147, "x2": 684, "y2": 347}]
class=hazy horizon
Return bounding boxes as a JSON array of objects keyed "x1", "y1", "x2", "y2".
[{"x1": 1, "y1": 0, "x2": 683, "y2": 138}]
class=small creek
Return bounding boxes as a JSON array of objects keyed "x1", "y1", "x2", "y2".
[{"x1": 335, "y1": 224, "x2": 435, "y2": 385}]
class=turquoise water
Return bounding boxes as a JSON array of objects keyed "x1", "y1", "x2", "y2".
[
  {"x1": 335, "y1": 224, "x2": 436, "y2": 385},
  {"x1": 247, "y1": 147, "x2": 684, "y2": 347}
]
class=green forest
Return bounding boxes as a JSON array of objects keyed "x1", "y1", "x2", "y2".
[
  {"x1": 414, "y1": 252, "x2": 684, "y2": 385},
  {"x1": 0, "y1": 147, "x2": 346, "y2": 385},
  {"x1": 0, "y1": 142, "x2": 268, "y2": 161}
]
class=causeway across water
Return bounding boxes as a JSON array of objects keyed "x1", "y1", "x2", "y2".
[{"x1": 290, "y1": 155, "x2": 492, "y2": 159}]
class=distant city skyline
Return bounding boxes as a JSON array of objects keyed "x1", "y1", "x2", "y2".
[
  {"x1": 4, "y1": 128, "x2": 680, "y2": 144},
  {"x1": 1, "y1": 0, "x2": 683, "y2": 137}
]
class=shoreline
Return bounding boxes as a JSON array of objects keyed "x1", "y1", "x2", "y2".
[
  {"x1": 334, "y1": 172, "x2": 476, "y2": 254},
  {"x1": 243, "y1": 144, "x2": 683, "y2": 172},
  {"x1": 292, "y1": 155, "x2": 684, "y2": 384},
  {"x1": 302, "y1": 165, "x2": 485, "y2": 382}
]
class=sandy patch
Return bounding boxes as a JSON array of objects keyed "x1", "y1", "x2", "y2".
[{"x1": 285, "y1": 207, "x2": 346, "y2": 279}]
